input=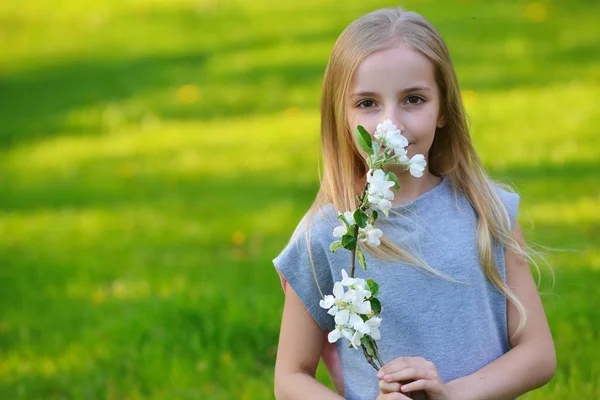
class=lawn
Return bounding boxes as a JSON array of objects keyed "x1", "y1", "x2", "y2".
[{"x1": 0, "y1": 0, "x2": 599, "y2": 398}]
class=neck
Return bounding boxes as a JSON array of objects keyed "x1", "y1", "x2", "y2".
[{"x1": 385, "y1": 165, "x2": 442, "y2": 207}]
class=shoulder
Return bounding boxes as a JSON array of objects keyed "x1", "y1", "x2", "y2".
[
  {"x1": 490, "y1": 181, "x2": 520, "y2": 212},
  {"x1": 273, "y1": 203, "x2": 339, "y2": 332},
  {"x1": 490, "y1": 180, "x2": 520, "y2": 229},
  {"x1": 274, "y1": 203, "x2": 339, "y2": 271},
  {"x1": 289, "y1": 203, "x2": 338, "y2": 246}
]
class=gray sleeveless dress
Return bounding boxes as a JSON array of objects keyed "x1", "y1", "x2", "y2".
[{"x1": 273, "y1": 177, "x2": 519, "y2": 399}]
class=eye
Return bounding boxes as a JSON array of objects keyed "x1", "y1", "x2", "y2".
[
  {"x1": 357, "y1": 99, "x2": 376, "y2": 108},
  {"x1": 406, "y1": 96, "x2": 425, "y2": 105}
]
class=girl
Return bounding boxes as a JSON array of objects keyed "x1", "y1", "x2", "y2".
[{"x1": 273, "y1": 7, "x2": 555, "y2": 400}]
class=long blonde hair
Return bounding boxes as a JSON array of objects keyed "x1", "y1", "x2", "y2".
[{"x1": 303, "y1": 7, "x2": 537, "y2": 338}]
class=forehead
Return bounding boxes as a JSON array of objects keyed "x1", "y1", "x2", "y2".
[{"x1": 350, "y1": 41, "x2": 437, "y2": 92}]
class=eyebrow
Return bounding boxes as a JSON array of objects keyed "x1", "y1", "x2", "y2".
[{"x1": 351, "y1": 86, "x2": 432, "y2": 97}]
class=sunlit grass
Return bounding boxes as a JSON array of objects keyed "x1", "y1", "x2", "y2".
[{"x1": 0, "y1": 0, "x2": 599, "y2": 398}]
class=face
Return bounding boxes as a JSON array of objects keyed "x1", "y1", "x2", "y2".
[{"x1": 347, "y1": 41, "x2": 443, "y2": 173}]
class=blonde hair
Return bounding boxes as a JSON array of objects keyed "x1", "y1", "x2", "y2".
[{"x1": 302, "y1": 7, "x2": 542, "y2": 339}]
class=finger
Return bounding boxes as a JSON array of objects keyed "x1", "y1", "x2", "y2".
[
  {"x1": 377, "y1": 392, "x2": 412, "y2": 400},
  {"x1": 384, "y1": 367, "x2": 435, "y2": 382},
  {"x1": 379, "y1": 357, "x2": 431, "y2": 377},
  {"x1": 400, "y1": 379, "x2": 441, "y2": 394},
  {"x1": 378, "y1": 380, "x2": 401, "y2": 393}
]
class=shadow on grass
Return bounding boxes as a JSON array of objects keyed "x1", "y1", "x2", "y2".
[
  {"x1": 1, "y1": 2, "x2": 598, "y2": 151},
  {"x1": 1, "y1": 156, "x2": 599, "y2": 213},
  {"x1": 0, "y1": 27, "x2": 336, "y2": 150}
]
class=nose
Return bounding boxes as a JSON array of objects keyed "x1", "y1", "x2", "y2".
[{"x1": 383, "y1": 106, "x2": 405, "y2": 132}]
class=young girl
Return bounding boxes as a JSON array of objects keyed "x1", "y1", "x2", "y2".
[{"x1": 273, "y1": 7, "x2": 555, "y2": 400}]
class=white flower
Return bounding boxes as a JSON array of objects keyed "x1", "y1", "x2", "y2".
[
  {"x1": 367, "y1": 196, "x2": 393, "y2": 216},
  {"x1": 341, "y1": 269, "x2": 368, "y2": 291},
  {"x1": 342, "y1": 288, "x2": 372, "y2": 314},
  {"x1": 328, "y1": 324, "x2": 354, "y2": 343},
  {"x1": 349, "y1": 313, "x2": 370, "y2": 334},
  {"x1": 319, "y1": 281, "x2": 345, "y2": 314},
  {"x1": 365, "y1": 316, "x2": 382, "y2": 340},
  {"x1": 367, "y1": 169, "x2": 394, "y2": 193},
  {"x1": 322, "y1": 270, "x2": 382, "y2": 350},
  {"x1": 341, "y1": 288, "x2": 359, "y2": 304},
  {"x1": 360, "y1": 223, "x2": 383, "y2": 247},
  {"x1": 374, "y1": 120, "x2": 410, "y2": 158},
  {"x1": 332, "y1": 225, "x2": 346, "y2": 238},
  {"x1": 368, "y1": 184, "x2": 394, "y2": 200},
  {"x1": 333, "y1": 211, "x2": 355, "y2": 237},
  {"x1": 334, "y1": 309, "x2": 350, "y2": 325},
  {"x1": 327, "y1": 306, "x2": 339, "y2": 316},
  {"x1": 409, "y1": 154, "x2": 427, "y2": 177},
  {"x1": 393, "y1": 147, "x2": 409, "y2": 163},
  {"x1": 341, "y1": 269, "x2": 356, "y2": 286},
  {"x1": 352, "y1": 295, "x2": 372, "y2": 315},
  {"x1": 350, "y1": 330, "x2": 364, "y2": 349},
  {"x1": 366, "y1": 169, "x2": 395, "y2": 215},
  {"x1": 374, "y1": 120, "x2": 397, "y2": 141},
  {"x1": 319, "y1": 295, "x2": 335, "y2": 309},
  {"x1": 342, "y1": 211, "x2": 355, "y2": 225},
  {"x1": 385, "y1": 129, "x2": 409, "y2": 153}
]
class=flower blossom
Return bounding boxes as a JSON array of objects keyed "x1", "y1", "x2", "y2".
[
  {"x1": 322, "y1": 119, "x2": 428, "y2": 361},
  {"x1": 374, "y1": 120, "x2": 397, "y2": 141},
  {"x1": 360, "y1": 223, "x2": 383, "y2": 247},
  {"x1": 333, "y1": 211, "x2": 355, "y2": 237},
  {"x1": 409, "y1": 154, "x2": 427, "y2": 178},
  {"x1": 366, "y1": 169, "x2": 394, "y2": 216},
  {"x1": 374, "y1": 119, "x2": 409, "y2": 161},
  {"x1": 319, "y1": 269, "x2": 380, "y2": 349}
]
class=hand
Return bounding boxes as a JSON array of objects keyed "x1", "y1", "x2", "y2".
[
  {"x1": 376, "y1": 388, "x2": 428, "y2": 400},
  {"x1": 376, "y1": 390, "x2": 412, "y2": 400},
  {"x1": 377, "y1": 356, "x2": 452, "y2": 400}
]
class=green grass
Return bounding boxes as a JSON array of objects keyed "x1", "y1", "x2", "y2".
[{"x1": 0, "y1": 0, "x2": 599, "y2": 398}]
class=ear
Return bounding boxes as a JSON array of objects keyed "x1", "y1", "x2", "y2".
[{"x1": 437, "y1": 116, "x2": 445, "y2": 128}]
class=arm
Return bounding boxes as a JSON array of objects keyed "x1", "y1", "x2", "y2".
[
  {"x1": 274, "y1": 285, "x2": 344, "y2": 400},
  {"x1": 445, "y1": 221, "x2": 556, "y2": 400}
]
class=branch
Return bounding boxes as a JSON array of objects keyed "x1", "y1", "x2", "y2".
[
  {"x1": 350, "y1": 180, "x2": 371, "y2": 278},
  {"x1": 361, "y1": 344, "x2": 380, "y2": 371}
]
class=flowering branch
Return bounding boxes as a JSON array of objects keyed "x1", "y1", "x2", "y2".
[
  {"x1": 350, "y1": 180, "x2": 369, "y2": 278},
  {"x1": 320, "y1": 120, "x2": 427, "y2": 372}
]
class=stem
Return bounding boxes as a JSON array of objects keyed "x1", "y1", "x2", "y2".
[
  {"x1": 349, "y1": 225, "x2": 359, "y2": 278},
  {"x1": 371, "y1": 339, "x2": 384, "y2": 367},
  {"x1": 360, "y1": 344, "x2": 380, "y2": 371},
  {"x1": 350, "y1": 170, "x2": 389, "y2": 377},
  {"x1": 350, "y1": 180, "x2": 371, "y2": 278}
]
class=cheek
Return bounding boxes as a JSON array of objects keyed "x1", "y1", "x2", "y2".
[
  {"x1": 348, "y1": 112, "x2": 378, "y2": 138},
  {"x1": 408, "y1": 109, "x2": 438, "y2": 137},
  {"x1": 347, "y1": 114, "x2": 375, "y2": 160}
]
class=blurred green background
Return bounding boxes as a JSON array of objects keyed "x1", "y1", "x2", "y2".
[{"x1": 0, "y1": 0, "x2": 598, "y2": 398}]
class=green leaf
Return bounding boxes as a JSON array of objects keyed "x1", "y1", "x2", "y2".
[
  {"x1": 341, "y1": 234, "x2": 357, "y2": 250},
  {"x1": 365, "y1": 338, "x2": 376, "y2": 356},
  {"x1": 353, "y1": 209, "x2": 368, "y2": 229},
  {"x1": 372, "y1": 141, "x2": 381, "y2": 155},
  {"x1": 357, "y1": 246, "x2": 367, "y2": 271},
  {"x1": 367, "y1": 279, "x2": 379, "y2": 296},
  {"x1": 370, "y1": 297, "x2": 382, "y2": 316},
  {"x1": 372, "y1": 154, "x2": 384, "y2": 166},
  {"x1": 356, "y1": 125, "x2": 374, "y2": 155},
  {"x1": 369, "y1": 210, "x2": 379, "y2": 225},
  {"x1": 329, "y1": 240, "x2": 342, "y2": 253},
  {"x1": 384, "y1": 170, "x2": 400, "y2": 190},
  {"x1": 337, "y1": 214, "x2": 351, "y2": 230}
]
